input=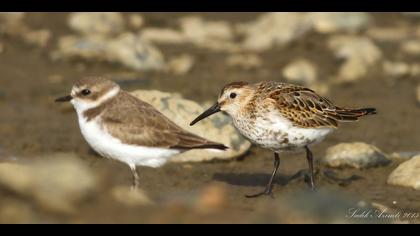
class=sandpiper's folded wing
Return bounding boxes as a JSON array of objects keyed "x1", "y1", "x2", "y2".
[{"x1": 264, "y1": 83, "x2": 374, "y2": 129}]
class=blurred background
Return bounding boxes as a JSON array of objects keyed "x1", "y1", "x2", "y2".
[{"x1": 0, "y1": 12, "x2": 419, "y2": 223}]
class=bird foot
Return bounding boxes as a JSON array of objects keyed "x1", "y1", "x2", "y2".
[
  {"x1": 245, "y1": 188, "x2": 275, "y2": 199},
  {"x1": 284, "y1": 168, "x2": 362, "y2": 188},
  {"x1": 285, "y1": 169, "x2": 363, "y2": 187}
]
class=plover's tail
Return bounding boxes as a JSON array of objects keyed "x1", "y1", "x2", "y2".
[
  {"x1": 188, "y1": 143, "x2": 229, "y2": 150},
  {"x1": 172, "y1": 142, "x2": 228, "y2": 151},
  {"x1": 334, "y1": 107, "x2": 377, "y2": 122},
  {"x1": 169, "y1": 131, "x2": 229, "y2": 151}
]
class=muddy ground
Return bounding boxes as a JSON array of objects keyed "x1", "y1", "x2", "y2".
[{"x1": 0, "y1": 13, "x2": 419, "y2": 223}]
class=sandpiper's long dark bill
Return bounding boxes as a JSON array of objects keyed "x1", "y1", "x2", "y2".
[
  {"x1": 190, "y1": 81, "x2": 376, "y2": 198},
  {"x1": 190, "y1": 103, "x2": 221, "y2": 126},
  {"x1": 56, "y1": 76, "x2": 228, "y2": 189}
]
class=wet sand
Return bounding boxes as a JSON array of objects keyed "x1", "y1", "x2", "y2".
[{"x1": 0, "y1": 13, "x2": 419, "y2": 223}]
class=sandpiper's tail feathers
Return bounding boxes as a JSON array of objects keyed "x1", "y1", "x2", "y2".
[{"x1": 333, "y1": 107, "x2": 377, "y2": 122}]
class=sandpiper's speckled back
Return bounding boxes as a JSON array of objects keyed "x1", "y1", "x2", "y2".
[{"x1": 222, "y1": 81, "x2": 376, "y2": 151}]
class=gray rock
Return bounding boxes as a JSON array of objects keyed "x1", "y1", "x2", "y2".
[
  {"x1": 22, "y1": 30, "x2": 51, "y2": 48},
  {"x1": 107, "y1": 33, "x2": 165, "y2": 71},
  {"x1": 307, "y1": 82, "x2": 330, "y2": 96},
  {"x1": 166, "y1": 54, "x2": 195, "y2": 75},
  {"x1": 52, "y1": 35, "x2": 108, "y2": 61},
  {"x1": 0, "y1": 13, "x2": 51, "y2": 48},
  {"x1": 128, "y1": 14, "x2": 144, "y2": 29},
  {"x1": 180, "y1": 16, "x2": 234, "y2": 42},
  {"x1": 328, "y1": 36, "x2": 382, "y2": 82},
  {"x1": 226, "y1": 53, "x2": 263, "y2": 69},
  {"x1": 401, "y1": 40, "x2": 420, "y2": 55},
  {"x1": 323, "y1": 142, "x2": 391, "y2": 169},
  {"x1": 308, "y1": 12, "x2": 371, "y2": 33},
  {"x1": 68, "y1": 12, "x2": 125, "y2": 36},
  {"x1": 111, "y1": 186, "x2": 154, "y2": 207},
  {"x1": 131, "y1": 90, "x2": 251, "y2": 162},
  {"x1": 61, "y1": 14, "x2": 162, "y2": 71},
  {"x1": 281, "y1": 58, "x2": 330, "y2": 96},
  {"x1": 366, "y1": 27, "x2": 411, "y2": 42},
  {"x1": 282, "y1": 58, "x2": 317, "y2": 85},
  {"x1": 383, "y1": 61, "x2": 420, "y2": 78},
  {"x1": 0, "y1": 153, "x2": 96, "y2": 214},
  {"x1": 383, "y1": 61, "x2": 412, "y2": 78},
  {"x1": 140, "y1": 13, "x2": 371, "y2": 53},
  {"x1": 388, "y1": 155, "x2": 420, "y2": 190},
  {"x1": 141, "y1": 17, "x2": 239, "y2": 52},
  {"x1": 237, "y1": 13, "x2": 312, "y2": 51},
  {"x1": 141, "y1": 28, "x2": 187, "y2": 44},
  {"x1": 236, "y1": 13, "x2": 370, "y2": 51},
  {"x1": 180, "y1": 16, "x2": 239, "y2": 52},
  {"x1": 390, "y1": 152, "x2": 420, "y2": 160},
  {"x1": 52, "y1": 33, "x2": 165, "y2": 71}
]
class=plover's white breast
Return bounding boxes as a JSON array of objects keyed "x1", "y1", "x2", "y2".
[
  {"x1": 77, "y1": 114, "x2": 180, "y2": 168},
  {"x1": 234, "y1": 112, "x2": 334, "y2": 151}
]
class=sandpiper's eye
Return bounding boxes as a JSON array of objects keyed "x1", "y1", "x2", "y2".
[
  {"x1": 81, "y1": 89, "x2": 91, "y2": 96},
  {"x1": 230, "y1": 93, "x2": 237, "y2": 99}
]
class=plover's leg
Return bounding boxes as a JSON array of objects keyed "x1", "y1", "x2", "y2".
[
  {"x1": 246, "y1": 152, "x2": 280, "y2": 198},
  {"x1": 129, "y1": 164, "x2": 140, "y2": 190},
  {"x1": 305, "y1": 146, "x2": 315, "y2": 191}
]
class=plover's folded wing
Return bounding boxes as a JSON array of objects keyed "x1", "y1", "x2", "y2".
[{"x1": 101, "y1": 91, "x2": 227, "y2": 150}]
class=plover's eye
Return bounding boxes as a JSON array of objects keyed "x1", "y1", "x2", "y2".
[
  {"x1": 81, "y1": 89, "x2": 91, "y2": 96},
  {"x1": 230, "y1": 92, "x2": 237, "y2": 99}
]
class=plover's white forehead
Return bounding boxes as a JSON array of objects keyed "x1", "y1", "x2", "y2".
[{"x1": 70, "y1": 85, "x2": 84, "y2": 96}]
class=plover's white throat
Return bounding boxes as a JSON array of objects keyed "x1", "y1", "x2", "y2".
[
  {"x1": 190, "y1": 81, "x2": 376, "y2": 198},
  {"x1": 56, "y1": 77, "x2": 227, "y2": 188}
]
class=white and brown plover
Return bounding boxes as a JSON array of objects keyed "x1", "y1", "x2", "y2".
[
  {"x1": 190, "y1": 81, "x2": 376, "y2": 198},
  {"x1": 55, "y1": 77, "x2": 227, "y2": 188}
]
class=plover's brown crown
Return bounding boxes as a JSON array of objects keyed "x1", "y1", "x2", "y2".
[
  {"x1": 83, "y1": 88, "x2": 227, "y2": 150},
  {"x1": 73, "y1": 77, "x2": 118, "y2": 101},
  {"x1": 222, "y1": 81, "x2": 376, "y2": 128}
]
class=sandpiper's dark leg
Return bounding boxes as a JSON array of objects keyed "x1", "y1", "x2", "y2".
[
  {"x1": 246, "y1": 152, "x2": 280, "y2": 198},
  {"x1": 129, "y1": 165, "x2": 140, "y2": 190},
  {"x1": 305, "y1": 146, "x2": 315, "y2": 190}
]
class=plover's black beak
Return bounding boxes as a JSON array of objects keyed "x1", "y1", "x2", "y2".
[
  {"x1": 190, "y1": 102, "x2": 221, "y2": 126},
  {"x1": 55, "y1": 95, "x2": 73, "y2": 103}
]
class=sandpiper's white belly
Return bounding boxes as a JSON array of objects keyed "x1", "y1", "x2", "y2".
[
  {"x1": 77, "y1": 115, "x2": 180, "y2": 168},
  {"x1": 234, "y1": 113, "x2": 334, "y2": 151}
]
